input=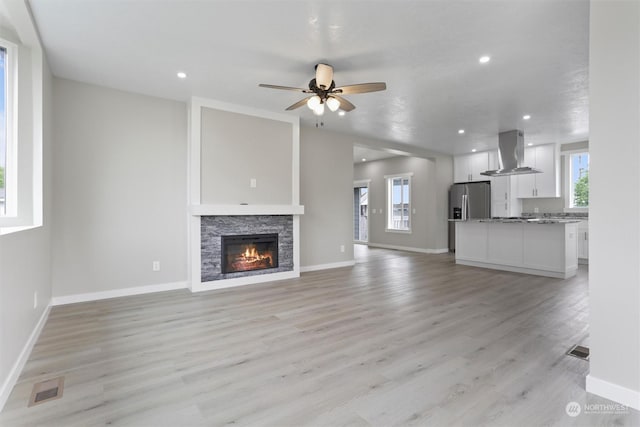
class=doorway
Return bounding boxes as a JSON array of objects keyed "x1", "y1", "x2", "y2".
[{"x1": 354, "y1": 182, "x2": 369, "y2": 243}]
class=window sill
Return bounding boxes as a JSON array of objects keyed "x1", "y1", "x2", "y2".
[
  {"x1": 385, "y1": 228, "x2": 412, "y2": 234},
  {"x1": 0, "y1": 224, "x2": 42, "y2": 236}
]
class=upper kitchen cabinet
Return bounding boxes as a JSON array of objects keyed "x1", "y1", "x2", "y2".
[
  {"x1": 454, "y1": 151, "x2": 489, "y2": 183},
  {"x1": 517, "y1": 144, "x2": 560, "y2": 198},
  {"x1": 488, "y1": 151, "x2": 522, "y2": 217}
]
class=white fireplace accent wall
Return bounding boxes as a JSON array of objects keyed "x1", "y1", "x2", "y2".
[{"x1": 188, "y1": 97, "x2": 304, "y2": 292}]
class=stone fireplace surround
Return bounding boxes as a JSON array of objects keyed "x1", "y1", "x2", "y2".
[{"x1": 201, "y1": 215, "x2": 293, "y2": 282}]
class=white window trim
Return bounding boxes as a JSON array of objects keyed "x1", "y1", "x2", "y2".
[
  {"x1": 0, "y1": 9, "x2": 46, "y2": 235},
  {"x1": 0, "y1": 37, "x2": 17, "y2": 220},
  {"x1": 562, "y1": 149, "x2": 589, "y2": 213},
  {"x1": 384, "y1": 172, "x2": 413, "y2": 234}
]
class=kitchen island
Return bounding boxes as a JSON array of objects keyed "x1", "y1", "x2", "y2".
[{"x1": 454, "y1": 219, "x2": 580, "y2": 278}]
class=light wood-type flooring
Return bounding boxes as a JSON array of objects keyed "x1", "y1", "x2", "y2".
[{"x1": 2, "y1": 246, "x2": 639, "y2": 426}]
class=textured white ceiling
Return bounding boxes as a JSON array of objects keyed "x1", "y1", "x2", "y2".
[{"x1": 29, "y1": 0, "x2": 589, "y2": 155}]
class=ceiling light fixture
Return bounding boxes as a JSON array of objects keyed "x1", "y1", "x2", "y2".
[
  {"x1": 528, "y1": 142, "x2": 533, "y2": 146},
  {"x1": 307, "y1": 95, "x2": 321, "y2": 110},
  {"x1": 471, "y1": 149, "x2": 477, "y2": 152},
  {"x1": 523, "y1": 114, "x2": 531, "y2": 120},
  {"x1": 338, "y1": 111, "x2": 346, "y2": 116},
  {"x1": 326, "y1": 97, "x2": 340, "y2": 112},
  {"x1": 177, "y1": 72, "x2": 187, "y2": 79},
  {"x1": 479, "y1": 56, "x2": 491, "y2": 64},
  {"x1": 362, "y1": 158, "x2": 367, "y2": 162},
  {"x1": 313, "y1": 102, "x2": 325, "y2": 116},
  {"x1": 458, "y1": 129, "x2": 465, "y2": 134}
]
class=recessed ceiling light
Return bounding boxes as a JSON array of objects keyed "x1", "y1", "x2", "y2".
[
  {"x1": 177, "y1": 72, "x2": 187, "y2": 79},
  {"x1": 338, "y1": 111, "x2": 346, "y2": 116},
  {"x1": 528, "y1": 142, "x2": 533, "y2": 146},
  {"x1": 523, "y1": 114, "x2": 531, "y2": 120},
  {"x1": 471, "y1": 149, "x2": 477, "y2": 152},
  {"x1": 458, "y1": 129, "x2": 465, "y2": 134},
  {"x1": 479, "y1": 56, "x2": 491, "y2": 64},
  {"x1": 362, "y1": 158, "x2": 367, "y2": 162}
]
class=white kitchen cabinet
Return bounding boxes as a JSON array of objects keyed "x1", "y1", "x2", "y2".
[
  {"x1": 454, "y1": 151, "x2": 489, "y2": 183},
  {"x1": 456, "y1": 221, "x2": 578, "y2": 279},
  {"x1": 489, "y1": 151, "x2": 522, "y2": 217},
  {"x1": 517, "y1": 144, "x2": 560, "y2": 198},
  {"x1": 577, "y1": 220, "x2": 589, "y2": 262}
]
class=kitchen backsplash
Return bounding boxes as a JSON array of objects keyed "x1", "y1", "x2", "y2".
[{"x1": 521, "y1": 212, "x2": 588, "y2": 218}]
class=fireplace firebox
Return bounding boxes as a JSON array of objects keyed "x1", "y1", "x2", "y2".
[{"x1": 221, "y1": 233, "x2": 279, "y2": 274}]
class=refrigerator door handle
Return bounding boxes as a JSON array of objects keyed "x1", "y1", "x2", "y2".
[{"x1": 461, "y1": 194, "x2": 468, "y2": 221}]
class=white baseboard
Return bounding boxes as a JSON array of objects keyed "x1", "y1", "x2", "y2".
[
  {"x1": 366, "y1": 243, "x2": 449, "y2": 254},
  {"x1": 300, "y1": 260, "x2": 356, "y2": 273},
  {"x1": 51, "y1": 281, "x2": 188, "y2": 306},
  {"x1": 586, "y1": 374, "x2": 640, "y2": 410},
  {"x1": 0, "y1": 304, "x2": 51, "y2": 412}
]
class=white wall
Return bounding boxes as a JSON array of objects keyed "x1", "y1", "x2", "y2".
[
  {"x1": 200, "y1": 107, "x2": 293, "y2": 205},
  {"x1": 587, "y1": 0, "x2": 640, "y2": 409},
  {"x1": 0, "y1": 9, "x2": 53, "y2": 409},
  {"x1": 299, "y1": 127, "x2": 354, "y2": 267},
  {"x1": 51, "y1": 79, "x2": 188, "y2": 297},
  {"x1": 354, "y1": 154, "x2": 451, "y2": 252}
]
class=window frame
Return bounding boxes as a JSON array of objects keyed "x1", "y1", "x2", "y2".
[
  {"x1": 0, "y1": 36, "x2": 17, "y2": 218},
  {"x1": 385, "y1": 172, "x2": 413, "y2": 233},
  {"x1": 563, "y1": 149, "x2": 589, "y2": 212}
]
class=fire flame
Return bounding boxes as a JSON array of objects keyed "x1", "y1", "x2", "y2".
[{"x1": 241, "y1": 245, "x2": 271, "y2": 263}]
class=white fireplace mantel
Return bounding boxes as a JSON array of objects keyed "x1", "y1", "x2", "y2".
[{"x1": 191, "y1": 204, "x2": 304, "y2": 216}]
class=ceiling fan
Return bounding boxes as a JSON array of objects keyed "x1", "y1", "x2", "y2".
[{"x1": 259, "y1": 63, "x2": 386, "y2": 116}]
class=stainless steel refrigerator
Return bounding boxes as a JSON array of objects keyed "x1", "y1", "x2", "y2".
[{"x1": 448, "y1": 181, "x2": 491, "y2": 251}]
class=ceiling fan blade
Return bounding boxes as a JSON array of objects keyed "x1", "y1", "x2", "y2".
[
  {"x1": 259, "y1": 84, "x2": 309, "y2": 92},
  {"x1": 333, "y1": 82, "x2": 387, "y2": 95},
  {"x1": 333, "y1": 95, "x2": 356, "y2": 112},
  {"x1": 285, "y1": 96, "x2": 313, "y2": 111},
  {"x1": 315, "y1": 63, "x2": 334, "y2": 89}
]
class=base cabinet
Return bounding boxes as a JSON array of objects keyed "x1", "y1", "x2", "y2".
[
  {"x1": 577, "y1": 220, "x2": 589, "y2": 262},
  {"x1": 456, "y1": 221, "x2": 578, "y2": 279}
]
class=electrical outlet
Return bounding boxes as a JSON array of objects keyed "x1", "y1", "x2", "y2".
[
  {"x1": 250, "y1": 178, "x2": 257, "y2": 188},
  {"x1": 534, "y1": 207, "x2": 539, "y2": 213},
  {"x1": 33, "y1": 291, "x2": 38, "y2": 309},
  {"x1": 152, "y1": 261, "x2": 160, "y2": 272},
  {"x1": 340, "y1": 245, "x2": 345, "y2": 253}
]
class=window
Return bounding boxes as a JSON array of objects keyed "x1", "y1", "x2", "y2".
[
  {"x1": 386, "y1": 173, "x2": 412, "y2": 232},
  {"x1": 0, "y1": 46, "x2": 7, "y2": 215},
  {"x1": 569, "y1": 152, "x2": 589, "y2": 208},
  {"x1": 0, "y1": 38, "x2": 16, "y2": 218}
]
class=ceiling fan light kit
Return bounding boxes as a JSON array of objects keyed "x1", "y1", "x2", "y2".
[{"x1": 259, "y1": 63, "x2": 387, "y2": 116}]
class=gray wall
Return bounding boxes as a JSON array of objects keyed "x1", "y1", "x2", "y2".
[
  {"x1": 200, "y1": 107, "x2": 293, "y2": 205},
  {"x1": 354, "y1": 154, "x2": 451, "y2": 252},
  {"x1": 51, "y1": 79, "x2": 188, "y2": 297},
  {"x1": 588, "y1": 1, "x2": 640, "y2": 403},
  {"x1": 0, "y1": 39, "x2": 53, "y2": 403},
  {"x1": 299, "y1": 127, "x2": 354, "y2": 267}
]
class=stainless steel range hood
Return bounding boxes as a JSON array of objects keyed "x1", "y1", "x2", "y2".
[{"x1": 481, "y1": 130, "x2": 541, "y2": 177}]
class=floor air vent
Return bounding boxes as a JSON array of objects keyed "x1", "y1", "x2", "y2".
[
  {"x1": 29, "y1": 377, "x2": 64, "y2": 407},
  {"x1": 567, "y1": 345, "x2": 590, "y2": 361}
]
